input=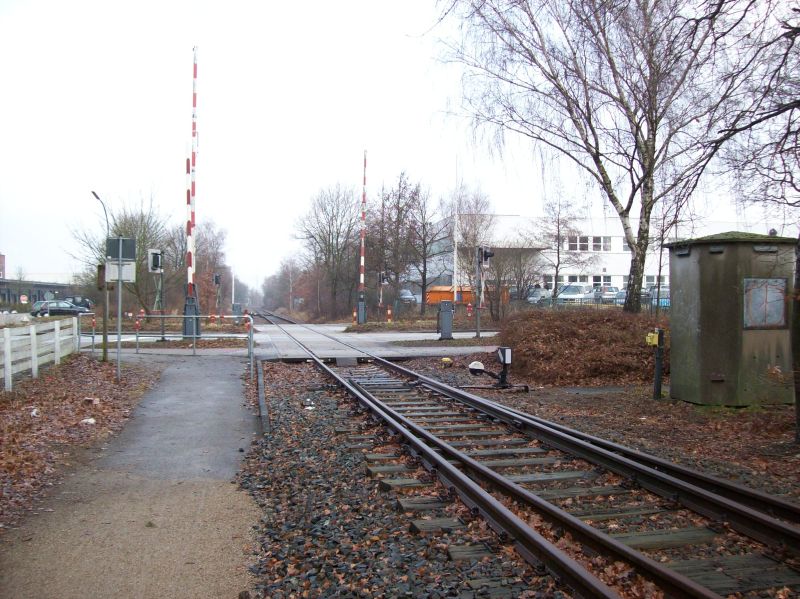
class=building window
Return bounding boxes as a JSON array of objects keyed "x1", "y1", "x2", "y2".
[
  {"x1": 568, "y1": 275, "x2": 578, "y2": 282},
  {"x1": 543, "y1": 275, "x2": 564, "y2": 290},
  {"x1": 744, "y1": 278, "x2": 787, "y2": 329},
  {"x1": 593, "y1": 236, "x2": 611, "y2": 251},
  {"x1": 593, "y1": 275, "x2": 612, "y2": 287},
  {"x1": 578, "y1": 275, "x2": 588, "y2": 283},
  {"x1": 646, "y1": 275, "x2": 655, "y2": 286},
  {"x1": 568, "y1": 235, "x2": 589, "y2": 251}
]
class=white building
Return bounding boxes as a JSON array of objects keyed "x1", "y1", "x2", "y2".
[{"x1": 418, "y1": 201, "x2": 791, "y2": 295}]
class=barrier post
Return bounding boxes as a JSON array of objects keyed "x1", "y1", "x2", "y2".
[
  {"x1": 72, "y1": 316, "x2": 78, "y2": 356},
  {"x1": 247, "y1": 315, "x2": 254, "y2": 379},
  {"x1": 29, "y1": 324, "x2": 38, "y2": 378},
  {"x1": 54, "y1": 320, "x2": 61, "y2": 365},
  {"x1": 4, "y1": 328, "x2": 12, "y2": 391},
  {"x1": 387, "y1": 307, "x2": 393, "y2": 324}
]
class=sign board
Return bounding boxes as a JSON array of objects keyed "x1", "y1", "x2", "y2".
[
  {"x1": 19, "y1": 294, "x2": 28, "y2": 304},
  {"x1": 106, "y1": 238, "x2": 136, "y2": 261},
  {"x1": 105, "y1": 261, "x2": 136, "y2": 283}
]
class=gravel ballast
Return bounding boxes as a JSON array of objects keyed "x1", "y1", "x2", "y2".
[{"x1": 239, "y1": 362, "x2": 566, "y2": 598}]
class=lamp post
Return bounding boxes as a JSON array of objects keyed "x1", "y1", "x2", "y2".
[{"x1": 91, "y1": 191, "x2": 110, "y2": 363}]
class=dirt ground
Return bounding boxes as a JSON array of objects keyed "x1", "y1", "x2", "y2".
[
  {"x1": 0, "y1": 469, "x2": 257, "y2": 599},
  {"x1": 0, "y1": 354, "x2": 259, "y2": 599}
]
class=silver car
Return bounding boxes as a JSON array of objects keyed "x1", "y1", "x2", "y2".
[{"x1": 554, "y1": 284, "x2": 594, "y2": 303}]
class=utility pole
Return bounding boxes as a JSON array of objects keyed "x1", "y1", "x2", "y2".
[
  {"x1": 91, "y1": 191, "x2": 110, "y2": 362},
  {"x1": 356, "y1": 150, "x2": 368, "y2": 324},
  {"x1": 475, "y1": 246, "x2": 481, "y2": 339},
  {"x1": 453, "y1": 212, "x2": 459, "y2": 303}
]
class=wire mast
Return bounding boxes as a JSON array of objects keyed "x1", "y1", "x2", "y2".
[{"x1": 356, "y1": 150, "x2": 368, "y2": 324}]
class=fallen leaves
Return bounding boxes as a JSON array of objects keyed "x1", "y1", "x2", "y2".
[
  {"x1": 500, "y1": 309, "x2": 669, "y2": 386},
  {"x1": 0, "y1": 353, "x2": 160, "y2": 529}
]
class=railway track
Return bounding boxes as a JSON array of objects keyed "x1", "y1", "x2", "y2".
[{"x1": 255, "y1": 310, "x2": 800, "y2": 597}]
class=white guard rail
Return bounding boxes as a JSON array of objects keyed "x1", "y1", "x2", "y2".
[{"x1": 1, "y1": 317, "x2": 79, "y2": 391}]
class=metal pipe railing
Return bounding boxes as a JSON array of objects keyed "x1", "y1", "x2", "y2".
[{"x1": 77, "y1": 312, "x2": 255, "y2": 379}]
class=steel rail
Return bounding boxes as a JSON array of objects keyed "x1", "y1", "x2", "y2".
[
  {"x1": 485, "y1": 400, "x2": 800, "y2": 525},
  {"x1": 257, "y1": 311, "x2": 800, "y2": 532},
  {"x1": 347, "y1": 376, "x2": 721, "y2": 599},
  {"x1": 261, "y1": 317, "x2": 620, "y2": 598},
  {"x1": 376, "y1": 357, "x2": 800, "y2": 555}
]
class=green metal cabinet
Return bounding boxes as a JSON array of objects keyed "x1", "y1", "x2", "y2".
[{"x1": 667, "y1": 232, "x2": 795, "y2": 406}]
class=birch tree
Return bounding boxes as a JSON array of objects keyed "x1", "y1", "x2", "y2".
[{"x1": 442, "y1": 0, "x2": 769, "y2": 310}]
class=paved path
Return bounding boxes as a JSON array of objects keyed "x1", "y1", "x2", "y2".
[
  {"x1": 254, "y1": 323, "x2": 498, "y2": 360},
  {"x1": 0, "y1": 354, "x2": 259, "y2": 599}
]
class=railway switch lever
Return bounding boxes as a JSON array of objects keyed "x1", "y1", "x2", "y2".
[{"x1": 465, "y1": 347, "x2": 529, "y2": 392}]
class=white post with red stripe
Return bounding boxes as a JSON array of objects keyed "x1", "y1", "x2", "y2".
[
  {"x1": 183, "y1": 46, "x2": 201, "y2": 338},
  {"x1": 356, "y1": 150, "x2": 367, "y2": 324},
  {"x1": 188, "y1": 46, "x2": 198, "y2": 296}
]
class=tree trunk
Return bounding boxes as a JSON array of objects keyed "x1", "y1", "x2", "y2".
[
  {"x1": 419, "y1": 262, "x2": 428, "y2": 317},
  {"x1": 793, "y1": 234, "x2": 800, "y2": 443},
  {"x1": 624, "y1": 249, "x2": 645, "y2": 312},
  {"x1": 623, "y1": 176, "x2": 655, "y2": 313}
]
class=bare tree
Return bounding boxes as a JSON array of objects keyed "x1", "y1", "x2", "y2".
[
  {"x1": 718, "y1": 6, "x2": 800, "y2": 206},
  {"x1": 367, "y1": 174, "x2": 417, "y2": 302},
  {"x1": 193, "y1": 221, "x2": 228, "y2": 313},
  {"x1": 504, "y1": 242, "x2": 544, "y2": 303},
  {"x1": 483, "y1": 245, "x2": 541, "y2": 320},
  {"x1": 442, "y1": 0, "x2": 769, "y2": 311},
  {"x1": 443, "y1": 183, "x2": 495, "y2": 295},
  {"x1": 534, "y1": 196, "x2": 596, "y2": 299},
  {"x1": 408, "y1": 184, "x2": 452, "y2": 315},
  {"x1": 709, "y1": 5, "x2": 800, "y2": 442},
  {"x1": 297, "y1": 185, "x2": 360, "y2": 318},
  {"x1": 72, "y1": 199, "x2": 169, "y2": 313}
]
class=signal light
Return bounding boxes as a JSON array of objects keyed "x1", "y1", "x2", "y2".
[{"x1": 148, "y1": 249, "x2": 163, "y2": 273}]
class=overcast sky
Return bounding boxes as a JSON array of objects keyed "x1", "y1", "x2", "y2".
[
  {"x1": 0, "y1": 0, "x2": 548, "y2": 287},
  {"x1": 0, "y1": 1, "x2": 786, "y2": 289}
]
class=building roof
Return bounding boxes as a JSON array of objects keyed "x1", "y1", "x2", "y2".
[{"x1": 664, "y1": 231, "x2": 797, "y2": 247}]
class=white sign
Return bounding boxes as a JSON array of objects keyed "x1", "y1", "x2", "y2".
[{"x1": 105, "y1": 261, "x2": 136, "y2": 283}]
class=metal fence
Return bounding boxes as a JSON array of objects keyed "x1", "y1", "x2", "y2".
[
  {"x1": 495, "y1": 296, "x2": 671, "y2": 317},
  {"x1": 77, "y1": 313, "x2": 255, "y2": 378}
]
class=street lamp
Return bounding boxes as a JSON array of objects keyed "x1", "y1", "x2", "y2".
[{"x1": 91, "y1": 191, "x2": 109, "y2": 363}]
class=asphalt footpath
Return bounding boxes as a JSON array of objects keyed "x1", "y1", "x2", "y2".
[{"x1": 0, "y1": 353, "x2": 260, "y2": 599}]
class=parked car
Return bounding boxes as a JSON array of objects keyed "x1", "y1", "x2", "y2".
[
  {"x1": 647, "y1": 286, "x2": 670, "y2": 307},
  {"x1": 614, "y1": 290, "x2": 627, "y2": 305},
  {"x1": 30, "y1": 300, "x2": 47, "y2": 313},
  {"x1": 398, "y1": 289, "x2": 417, "y2": 305},
  {"x1": 526, "y1": 288, "x2": 550, "y2": 304},
  {"x1": 554, "y1": 284, "x2": 594, "y2": 303},
  {"x1": 31, "y1": 300, "x2": 89, "y2": 317},
  {"x1": 64, "y1": 295, "x2": 96, "y2": 310},
  {"x1": 593, "y1": 285, "x2": 620, "y2": 303}
]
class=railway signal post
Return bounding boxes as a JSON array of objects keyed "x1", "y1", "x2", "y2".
[{"x1": 356, "y1": 150, "x2": 368, "y2": 324}]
